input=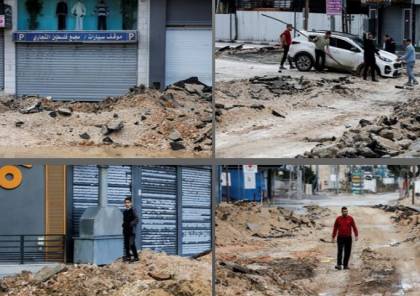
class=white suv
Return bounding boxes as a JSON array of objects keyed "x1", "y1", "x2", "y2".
[{"x1": 288, "y1": 31, "x2": 402, "y2": 78}]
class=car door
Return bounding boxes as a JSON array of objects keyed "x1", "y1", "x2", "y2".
[{"x1": 327, "y1": 37, "x2": 361, "y2": 71}]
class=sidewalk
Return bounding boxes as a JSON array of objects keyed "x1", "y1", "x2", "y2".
[{"x1": 0, "y1": 263, "x2": 53, "y2": 278}]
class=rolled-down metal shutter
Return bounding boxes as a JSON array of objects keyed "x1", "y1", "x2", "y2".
[
  {"x1": 0, "y1": 30, "x2": 4, "y2": 90},
  {"x1": 16, "y1": 44, "x2": 137, "y2": 100},
  {"x1": 165, "y1": 28, "x2": 212, "y2": 86},
  {"x1": 181, "y1": 167, "x2": 212, "y2": 256},
  {"x1": 139, "y1": 166, "x2": 177, "y2": 254},
  {"x1": 72, "y1": 165, "x2": 132, "y2": 236}
]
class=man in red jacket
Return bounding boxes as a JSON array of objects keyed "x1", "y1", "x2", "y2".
[
  {"x1": 279, "y1": 24, "x2": 295, "y2": 71},
  {"x1": 332, "y1": 207, "x2": 358, "y2": 270}
]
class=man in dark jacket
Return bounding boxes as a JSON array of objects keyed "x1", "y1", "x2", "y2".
[
  {"x1": 384, "y1": 34, "x2": 396, "y2": 54},
  {"x1": 122, "y1": 197, "x2": 139, "y2": 262},
  {"x1": 363, "y1": 32, "x2": 379, "y2": 82},
  {"x1": 332, "y1": 207, "x2": 359, "y2": 270}
]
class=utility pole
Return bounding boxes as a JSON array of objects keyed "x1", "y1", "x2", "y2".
[
  {"x1": 342, "y1": 0, "x2": 348, "y2": 33},
  {"x1": 304, "y1": 0, "x2": 309, "y2": 30}
]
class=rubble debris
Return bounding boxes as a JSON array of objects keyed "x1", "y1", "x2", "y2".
[
  {"x1": 302, "y1": 96, "x2": 420, "y2": 158},
  {"x1": 57, "y1": 107, "x2": 72, "y2": 117},
  {"x1": 170, "y1": 142, "x2": 186, "y2": 151},
  {"x1": 15, "y1": 121, "x2": 24, "y2": 128},
  {"x1": 79, "y1": 132, "x2": 90, "y2": 140},
  {"x1": 103, "y1": 136, "x2": 114, "y2": 145},
  {"x1": 1, "y1": 250, "x2": 211, "y2": 296},
  {"x1": 216, "y1": 202, "x2": 316, "y2": 246},
  {"x1": 0, "y1": 79, "x2": 213, "y2": 156},
  {"x1": 19, "y1": 101, "x2": 42, "y2": 114},
  {"x1": 271, "y1": 109, "x2": 286, "y2": 118},
  {"x1": 33, "y1": 264, "x2": 67, "y2": 282},
  {"x1": 349, "y1": 248, "x2": 400, "y2": 295},
  {"x1": 168, "y1": 129, "x2": 182, "y2": 142}
]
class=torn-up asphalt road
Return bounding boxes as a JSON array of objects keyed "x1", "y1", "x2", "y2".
[
  {"x1": 216, "y1": 198, "x2": 420, "y2": 296},
  {"x1": 0, "y1": 78, "x2": 212, "y2": 158},
  {"x1": 215, "y1": 47, "x2": 415, "y2": 158}
]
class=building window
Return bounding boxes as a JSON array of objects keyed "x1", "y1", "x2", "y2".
[{"x1": 18, "y1": 0, "x2": 138, "y2": 31}]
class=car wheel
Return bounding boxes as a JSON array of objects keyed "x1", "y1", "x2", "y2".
[{"x1": 295, "y1": 53, "x2": 314, "y2": 72}]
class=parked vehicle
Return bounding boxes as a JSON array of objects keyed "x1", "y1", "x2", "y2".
[{"x1": 288, "y1": 31, "x2": 402, "y2": 78}]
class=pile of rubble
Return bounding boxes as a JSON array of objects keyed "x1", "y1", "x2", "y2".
[
  {"x1": 303, "y1": 97, "x2": 420, "y2": 158},
  {"x1": 0, "y1": 78, "x2": 212, "y2": 155},
  {"x1": 216, "y1": 255, "x2": 318, "y2": 296},
  {"x1": 216, "y1": 45, "x2": 282, "y2": 64},
  {"x1": 0, "y1": 250, "x2": 211, "y2": 296},
  {"x1": 215, "y1": 75, "x2": 354, "y2": 122},
  {"x1": 216, "y1": 202, "x2": 317, "y2": 246},
  {"x1": 373, "y1": 204, "x2": 419, "y2": 236}
]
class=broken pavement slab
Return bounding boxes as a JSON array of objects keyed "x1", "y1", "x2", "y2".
[{"x1": 33, "y1": 264, "x2": 67, "y2": 282}]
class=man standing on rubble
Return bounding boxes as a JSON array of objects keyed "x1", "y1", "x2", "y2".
[
  {"x1": 332, "y1": 207, "x2": 358, "y2": 270},
  {"x1": 123, "y1": 197, "x2": 139, "y2": 263},
  {"x1": 312, "y1": 31, "x2": 331, "y2": 72},
  {"x1": 279, "y1": 24, "x2": 295, "y2": 71}
]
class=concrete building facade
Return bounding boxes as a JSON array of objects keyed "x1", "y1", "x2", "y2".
[{"x1": 0, "y1": 0, "x2": 212, "y2": 100}]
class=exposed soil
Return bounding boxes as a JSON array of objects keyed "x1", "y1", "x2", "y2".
[
  {"x1": 0, "y1": 79, "x2": 212, "y2": 158},
  {"x1": 0, "y1": 250, "x2": 212, "y2": 296},
  {"x1": 216, "y1": 199, "x2": 420, "y2": 296}
]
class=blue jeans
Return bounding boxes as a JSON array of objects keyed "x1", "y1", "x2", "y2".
[{"x1": 407, "y1": 61, "x2": 417, "y2": 83}]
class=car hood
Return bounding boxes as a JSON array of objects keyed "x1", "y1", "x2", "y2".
[{"x1": 377, "y1": 50, "x2": 398, "y2": 62}]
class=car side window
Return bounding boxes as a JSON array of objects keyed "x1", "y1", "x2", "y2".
[
  {"x1": 329, "y1": 37, "x2": 338, "y2": 47},
  {"x1": 336, "y1": 39, "x2": 354, "y2": 51}
]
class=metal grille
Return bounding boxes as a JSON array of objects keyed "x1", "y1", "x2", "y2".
[
  {"x1": 72, "y1": 166, "x2": 132, "y2": 236},
  {"x1": 16, "y1": 43, "x2": 137, "y2": 100},
  {"x1": 181, "y1": 167, "x2": 212, "y2": 256},
  {"x1": 139, "y1": 166, "x2": 177, "y2": 254},
  {"x1": 165, "y1": 29, "x2": 213, "y2": 86},
  {"x1": 0, "y1": 30, "x2": 4, "y2": 89},
  {"x1": 0, "y1": 235, "x2": 66, "y2": 264}
]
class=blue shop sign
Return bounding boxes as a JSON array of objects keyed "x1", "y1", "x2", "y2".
[{"x1": 13, "y1": 31, "x2": 137, "y2": 43}]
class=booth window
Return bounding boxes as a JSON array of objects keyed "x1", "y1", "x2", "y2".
[{"x1": 18, "y1": 0, "x2": 138, "y2": 31}]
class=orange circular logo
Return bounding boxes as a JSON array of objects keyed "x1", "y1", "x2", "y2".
[{"x1": 0, "y1": 166, "x2": 23, "y2": 190}]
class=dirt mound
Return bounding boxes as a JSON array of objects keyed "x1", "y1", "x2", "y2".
[
  {"x1": 216, "y1": 202, "x2": 316, "y2": 246},
  {"x1": 0, "y1": 250, "x2": 211, "y2": 296},
  {"x1": 346, "y1": 248, "x2": 400, "y2": 295},
  {"x1": 215, "y1": 75, "x2": 355, "y2": 127},
  {"x1": 303, "y1": 97, "x2": 420, "y2": 158},
  {"x1": 217, "y1": 256, "x2": 318, "y2": 296},
  {"x1": 0, "y1": 79, "x2": 212, "y2": 155}
]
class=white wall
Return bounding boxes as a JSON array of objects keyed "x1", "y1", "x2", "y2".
[
  {"x1": 215, "y1": 14, "x2": 236, "y2": 41},
  {"x1": 3, "y1": 0, "x2": 17, "y2": 95},
  {"x1": 137, "y1": 0, "x2": 150, "y2": 87},
  {"x1": 216, "y1": 11, "x2": 368, "y2": 43}
]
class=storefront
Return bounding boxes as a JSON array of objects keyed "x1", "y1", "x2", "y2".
[
  {"x1": 0, "y1": 165, "x2": 212, "y2": 263},
  {"x1": 365, "y1": 0, "x2": 415, "y2": 46},
  {"x1": 1, "y1": 0, "x2": 212, "y2": 100}
]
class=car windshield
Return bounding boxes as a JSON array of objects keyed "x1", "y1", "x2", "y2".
[{"x1": 351, "y1": 36, "x2": 364, "y2": 49}]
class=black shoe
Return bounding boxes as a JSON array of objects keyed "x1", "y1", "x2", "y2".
[
  {"x1": 343, "y1": 266, "x2": 349, "y2": 270},
  {"x1": 372, "y1": 79, "x2": 379, "y2": 82},
  {"x1": 122, "y1": 256, "x2": 131, "y2": 262},
  {"x1": 335, "y1": 265, "x2": 342, "y2": 270},
  {"x1": 130, "y1": 258, "x2": 139, "y2": 263}
]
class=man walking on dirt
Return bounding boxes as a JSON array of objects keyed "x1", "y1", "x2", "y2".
[
  {"x1": 397, "y1": 39, "x2": 418, "y2": 87},
  {"x1": 363, "y1": 32, "x2": 379, "y2": 82},
  {"x1": 332, "y1": 207, "x2": 358, "y2": 270},
  {"x1": 123, "y1": 197, "x2": 139, "y2": 263},
  {"x1": 312, "y1": 31, "x2": 331, "y2": 72},
  {"x1": 279, "y1": 24, "x2": 295, "y2": 71}
]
